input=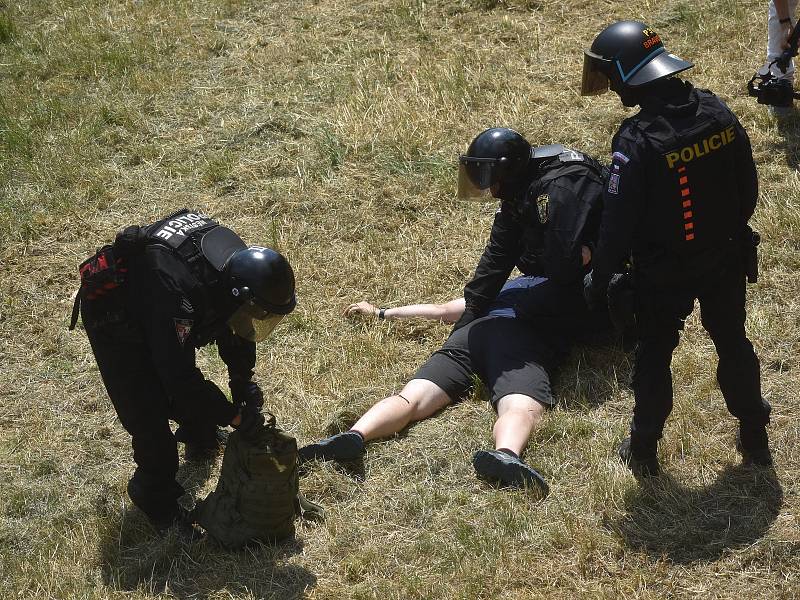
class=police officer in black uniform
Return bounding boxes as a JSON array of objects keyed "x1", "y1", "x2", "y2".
[
  {"x1": 581, "y1": 21, "x2": 771, "y2": 476},
  {"x1": 71, "y1": 209, "x2": 296, "y2": 534},
  {"x1": 454, "y1": 128, "x2": 607, "y2": 336}
]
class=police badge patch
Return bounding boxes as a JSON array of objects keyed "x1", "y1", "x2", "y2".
[
  {"x1": 174, "y1": 318, "x2": 193, "y2": 347},
  {"x1": 536, "y1": 194, "x2": 549, "y2": 224}
]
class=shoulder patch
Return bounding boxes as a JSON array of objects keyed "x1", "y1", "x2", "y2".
[
  {"x1": 612, "y1": 151, "x2": 630, "y2": 164},
  {"x1": 174, "y1": 318, "x2": 193, "y2": 347},
  {"x1": 608, "y1": 172, "x2": 620, "y2": 195},
  {"x1": 536, "y1": 194, "x2": 549, "y2": 224}
]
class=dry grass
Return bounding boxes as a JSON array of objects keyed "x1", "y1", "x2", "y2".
[{"x1": 1, "y1": 0, "x2": 798, "y2": 598}]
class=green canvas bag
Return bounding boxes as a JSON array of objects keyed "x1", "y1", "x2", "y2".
[{"x1": 194, "y1": 414, "x2": 323, "y2": 548}]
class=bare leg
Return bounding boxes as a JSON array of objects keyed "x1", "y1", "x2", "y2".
[
  {"x1": 472, "y1": 393, "x2": 549, "y2": 494},
  {"x1": 492, "y1": 393, "x2": 547, "y2": 457},
  {"x1": 351, "y1": 379, "x2": 452, "y2": 441}
]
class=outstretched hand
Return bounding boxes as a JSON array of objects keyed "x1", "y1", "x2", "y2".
[{"x1": 343, "y1": 300, "x2": 378, "y2": 319}]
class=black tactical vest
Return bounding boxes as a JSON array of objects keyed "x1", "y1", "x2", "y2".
[
  {"x1": 628, "y1": 90, "x2": 740, "y2": 257},
  {"x1": 514, "y1": 149, "x2": 607, "y2": 275}
]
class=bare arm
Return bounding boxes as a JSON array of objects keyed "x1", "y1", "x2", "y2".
[
  {"x1": 775, "y1": 0, "x2": 794, "y2": 48},
  {"x1": 343, "y1": 299, "x2": 466, "y2": 323}
]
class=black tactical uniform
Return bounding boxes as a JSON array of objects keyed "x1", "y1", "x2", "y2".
[
  {"x1": 456, "y1": 145, "x2": 607, "y2": 333},
  {"x1": 582, "y1": 21, "x2": 770, "y2": 471},
  {"x1": 74, "y1": 209, "x2": 291, "y2": 528}
]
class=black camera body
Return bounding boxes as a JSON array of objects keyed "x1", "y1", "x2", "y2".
[{"x1": 748, "y1": 73, "x2": 798, "y2": 107}]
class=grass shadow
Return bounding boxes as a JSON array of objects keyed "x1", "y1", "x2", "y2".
[
  {"x1": 612, "y1": 465, "x2": 783, "y2": 564},
  {"x1": 774, "y1": 108, "x2": 800, "y2": 169},
  {"x1": 556, "y1": 336, "x2": 635, "y2": 410},
  {"x1": 175, "y1": 458, "x2": 215, "y2": 500},
  {"x1": 97, "y1": 504, "x2": 316, "y2": 599}
]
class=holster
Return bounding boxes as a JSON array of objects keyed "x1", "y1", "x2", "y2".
[{"x1": 742, "y1": 226, "x2": 760, "y2": 284}]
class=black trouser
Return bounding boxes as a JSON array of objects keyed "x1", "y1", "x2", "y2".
[
  {"x1": 631, "y1": 253, "x2": 769, "y2": 445},
  {"x1": 81, "y1": 298, "x2": 216, "y2": 522}
]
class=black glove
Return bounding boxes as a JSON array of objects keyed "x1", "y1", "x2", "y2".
[
  {"x1": 230, "y1": 380, "x2": 264, "y2": 409},
  {"x1": 451, "y1": 307, "x2": 479, "y2": 334},
  {"x1": 236, "y1": 405, "x2": 266, "y2": 443},
  {"x1": 583, "y1": 272, "x2": 606, "y2": 312},
  {"x1": 607, "y1": 273, "x2": 636, "y2": 336}
]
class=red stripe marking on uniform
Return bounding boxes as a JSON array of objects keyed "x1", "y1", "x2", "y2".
[
  {"x1": 678, "y1": 166, "x2": 687, "y2": 173},
  {"x1": 679, "y1": 176, "x2": 688, "y2": 185},
  {"x1": 681, "y1": 188, "x2": 690, "y2": 197},
  {"x1": 684, "y1": 222, "x2": 694, "y2": 231},
  {"x1": 683, "y1": 211, "x2": 693, "y2": 219},
  {"x1": 682, "y1": 200, "x2": 691, "y2": 208},
  {"x1": 686, "y1": 233, "x2": 695, "y2": 240}
]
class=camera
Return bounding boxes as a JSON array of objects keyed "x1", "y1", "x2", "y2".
[
  {"x1": 748, "y1": 72, "x2": 798, "y2": 107},
  {"x1": 749, "y1": 20, "x2": 800, "y2": 107}
]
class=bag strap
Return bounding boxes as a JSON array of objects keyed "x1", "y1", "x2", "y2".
[
  {"x1": 68, "y1": 290, "x2": 82, "y2": 331},
  {"x1": 295, "y1": 492, "x2": 325, "y2": 521}
]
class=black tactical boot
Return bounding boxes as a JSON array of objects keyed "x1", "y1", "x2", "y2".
[
  {"x1": 150, "y1": 506, "x2": 203, "y2": 541},
  {"x1": 737, "y1": 424, "x2": 773, "y2": 467},
  {"x1": 126, "y1": 479, "x2": 201, "y2": 541},
  {"x1": 472, "y1": 449, "x2": 549, "y2": 497},
  {"x1": 298, "y1": 431, "x2": 365, "y2": 463},
  {"x1": 618, "y1": 436, "x2": 660, "y2": 477}
]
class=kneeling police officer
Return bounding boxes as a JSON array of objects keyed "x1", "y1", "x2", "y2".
[
  {"x1": 455, "y1": 127, "x2": 607, "y2": 334},
  {"x1": 581, "y1": 22, "x2": 771, "y2": 475},
  {"x1": 71, "y1": 209, "x2": 296, "y2": 534}
]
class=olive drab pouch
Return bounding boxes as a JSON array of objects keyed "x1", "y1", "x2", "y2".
[
  {"x1": 194, "y1": 413, "x2": 322, "y2": 548},
  {"x1": 69, "y1": 245, "x2": 129, "y2": 330}
]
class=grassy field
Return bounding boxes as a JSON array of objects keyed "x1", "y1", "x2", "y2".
[{"x1": 1, "y1": 0, "x2": 798, "y2": 598}]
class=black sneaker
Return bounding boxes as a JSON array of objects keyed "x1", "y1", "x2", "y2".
[
  {"x1": 298, "y1": 431, "x2": 365, "y2": 463},
  {"x1": 618, "y1": 437, "x2": 660, "y2": 477},
  {"x1": 472, "y1": 449, "x2": 549, "y2": 497},
  {"x1": 737, "y1": 425, "x2": 773, "y2": 467}
]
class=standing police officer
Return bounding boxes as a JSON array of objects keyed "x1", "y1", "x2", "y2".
[
  {"x1": 71, "y1": 209, "x2": 296, "y2": 534},
  {"x1": 454, "y1": 127, "x2": 607, "y2": 335},
  {"x1": 581, "y1": 21, "x2": 771, "y2": 476}
]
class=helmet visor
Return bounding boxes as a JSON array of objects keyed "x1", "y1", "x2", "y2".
[
  {"x1": 457, "y1": 160, "x2": 493, "y2": 200},
  {"x1": 228, "y1": 303, "x2": 286, "y2": 342},
  {"x1": 581, "y1": 50, "x2": 610, "y2": 96}
]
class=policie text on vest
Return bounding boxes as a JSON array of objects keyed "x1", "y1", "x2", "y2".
[{"x1": 665, "y1": 125, "x2": 736, "y2": 169}]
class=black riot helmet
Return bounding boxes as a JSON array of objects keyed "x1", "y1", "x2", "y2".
[
  {"x1": 457, "y1": 128, "x2": 532, "y2": 199},
  {"x1": 222, "y1": 246, "x2": 297, "y2": 342},
  {"x1": 581, "y1": 21, "x2": 693, "y2": 97}
]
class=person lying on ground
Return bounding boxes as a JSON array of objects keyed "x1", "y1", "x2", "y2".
[{"x1": 301, "y1": 274, "x2": 612, "y2": 498}]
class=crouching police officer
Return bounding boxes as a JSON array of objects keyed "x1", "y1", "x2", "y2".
[
  {"x1": 70, "y1": 209, "x2": 296, "y2": 534},
  {"x1": 454, "y1": 127, "x2": 607, "y2": 334},
  {"x1": 581, "y1": 22, "x2": 771, "y2": 476}
]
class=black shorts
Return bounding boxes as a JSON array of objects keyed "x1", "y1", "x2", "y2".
[{"x1": 412, "y1": 315, "x2": 559, "y2": 408}]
